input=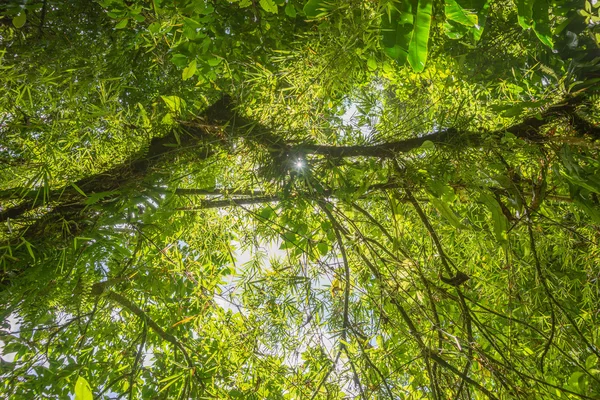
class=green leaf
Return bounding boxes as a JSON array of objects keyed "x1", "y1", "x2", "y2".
[
  {"x1": 161, "y1": 95, "x2": 186, "y2": 113},
  {"x1": 259, "y1": 0, "x2": 278, "y2": 13},
  {"x1": 586, "y1": 355, "x2": 597, "y2": 370},
  {"x1": 514, "y1": 0, "x2": 534, "y2": 28},
  {"x1": 182, "y1": 60, "x2": 197, "y2": 80},
  {"x1": 317, "y1": 242, "x2": 329, "y2": 256},
  {"x1": 429, "y1": 197, "x2": 465, "y2": 229},
  {"x1": 567, "y1": 371, "x2": 584, "y2": 391},
  {"x1": 115, "y1": 18, "x2": 129, "y2": 29},
  {"x1": 171, "y1": 54, "x2": 188, "y2": 68},
  {"x1": 407, "y1": 0, "x2": 433, "y2": 72},
  {"x1": 420, "y1": 140, "x2": 435, "y2": 150},
  {"x1": 84, "y1": 191, "x2": 116, "y2": 205},
  {"x1": 259, "y1": 207, "x2": 274, "y2": 220},
  {"x1": 285, "y1": 2, "x2": 297, "y2": 17},
  {"x1": 381, "y1": 1, "x2": 415, "y2": 64},
  {"x1": 20, "y1": 238, "x2": 35, "y2": 261},
  {"x1": 501, "y1": 104, "x2": 525, "y2": 118},
  {"x1": 532, "y1": 0, "x2": 553, "y2": 48},
  {"x1": 75, "y1": 376, "x2": 93, "y2": 400},
  {"x1": 445, "y1": 0, "x2": 477, "y2": 26},
  {"x1": 12, "y1": 12, "x2": 26, "y2": 29},
  {"x1": 470, "y1": 0, "x2": 490, "y2": 41},
  {"x1": 304, "y1": 0, "x2": 328, "y2": 19},
  {"x1": 71, "y1": 183, "x2": 87, "y2": 197},
  {"x1": 367, "y1": 57, "x2": 377, "y2": 71},
  {"x1": 443, "y1": 20, "x2": 468, "y2": 39},
  {"x1": 479, "y1": 194, "x2": 508, "y2": 244},
  {"x1": 280, "y1": 232, "x2": 297, "y2": 249}
]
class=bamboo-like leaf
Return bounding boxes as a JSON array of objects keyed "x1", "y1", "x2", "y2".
[
  {"x1": 407, "y1": 0, "x2": 433, "y2": 72},
  {"x1": 479, "y1": 194, "x2": 508, "y2": 245},
  {"x1": 71, "y1": 183, "x2": 87, "y2": 197},
  {"x1": 172, "y1": 316, "x2": 195, "y2": 327},
  {"x1": 429, "y1": 197, "x2": 465, "y2": 229}
]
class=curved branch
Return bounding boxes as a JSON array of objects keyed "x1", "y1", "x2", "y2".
[{"x1": 91, "y1": 282, "x2": 193, "y2": 367}]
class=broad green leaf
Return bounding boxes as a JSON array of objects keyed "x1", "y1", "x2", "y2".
[
  {"x1": 115, "y1": 18, "x2": 129, "y2": 29},
  {"x1": 182, "y1": 60, "x2": 197, "y2": 80},
  {"x1": 381, "y1": 2, "x2": 414, "y2": 64},
  {"x1": 420, "y1": 140, "x2": 435, "y2": 150},
  {"x1": 586, "y1": 355, "x2": 597, "y2": 370},
  {"x1": 75, "y1": 376, "x2": 93, "y2": 400},
  {"x1": 532, "y1": 0, "x2": 553, "y2": 48},
  {"x1": 12, "y1": 12, "x2": 26, "y2": 29},
  {"x1": 501, "y1": 104, "x2": 525, "y2": 118},
  {"x1": 367, "y1": 57, "x2": 377, "y2": 71},
  {"x1": 171, "y1": 54, "x2": 188, "y2": 68},
  {"x1": 304, "y1": 0, "x2": 329, "y2": 19},
  {"x1": 443, "y1": 20, "x2": 468, "y2": 39},
  {"x1": 259, "y1": 207, "x2": 274, "y2": 220},
  {"x1": 567, "y1": 371, "x2": 584, "y2": 391},
  {"x1": 514, "y1": 0, "x2": 534, "y2": 28},
  {"x1": 259, "y1": 0, "x2": 278, "y2": 13},
  {"x1": 285, "y1": 2, "x2": 297, "y2": 17},
  {"x1": 161, "y1": 95, "x2": 186, "y2": 113},
  {"x1": 317, "y1": 242, "x2": 329, "y2": 256},
  {"x1": 445, "y1": 0, "x2": 478, "y2": 26},
  {"x1": 407, "y1": 0, "x2": 433, "y2": 72},
  {"x1": 470, "y1": 0, "x2": 491, "y2": 41}
]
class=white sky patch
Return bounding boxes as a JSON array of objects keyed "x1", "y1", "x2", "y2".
[
  {"x1": 142, "y1": 349, "x2": 155, "y2": 368},
  {"x1": 214, "y1": 239, "x2": 287, "y2": 313},
  {"x1": 0, "y1": 313, "x2": 21, "y2": 362},
  {"x1": 340, "y1": 103, "x2": 378, "y2": 140}
]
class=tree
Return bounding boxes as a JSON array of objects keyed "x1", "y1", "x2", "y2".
[{"x1": 1, "y1": 0, "x2": 600, "y2": 398}]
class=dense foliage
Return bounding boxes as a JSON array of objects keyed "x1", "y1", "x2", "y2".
[{"x1": 1, "y1": 0, "x2": 600, "y2": 399}]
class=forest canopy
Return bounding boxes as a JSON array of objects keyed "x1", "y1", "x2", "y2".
[{"x1": 1, "y1": 0, "x2": 600, "y2": 399}]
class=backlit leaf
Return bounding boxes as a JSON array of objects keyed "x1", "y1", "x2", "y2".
[
  {"x1": 182, "y1": 60, "x2": 197, "y2": 80},
  {"x1": 408, "y1": 0, "x2": 433, "y2": 72},
  {"x1": 445, "y1": 0, "x2": 478, "y2": 27},
  {"x1": 259, "y1": 0, "x2": 278, "y2": 13},
  {"x1": 75, "y1": 376, "x2": 93, "y2": 400}
]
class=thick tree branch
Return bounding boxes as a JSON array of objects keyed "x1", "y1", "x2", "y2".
[{"x1": 0, "y1": 100, "x2": 226, "y2": 223}]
